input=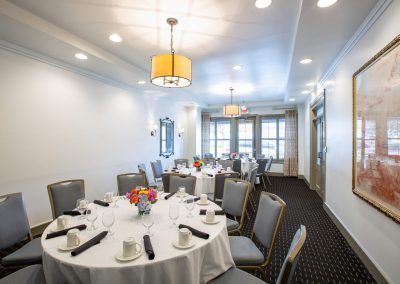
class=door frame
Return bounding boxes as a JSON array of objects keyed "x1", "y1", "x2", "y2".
[{"x1": 310, "y1": 90, "x2": 326, "y2": 201}]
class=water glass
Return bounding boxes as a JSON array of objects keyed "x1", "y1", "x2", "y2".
[
  {"x1": 112, "y1": 190, "x2": 119, "y2": 208},
  {"x1": 102, "y1": 210, "x2": 115, "y2": 236},
  {"x1": 86, "y1": 205, "x2": 98, "y2": 231},
  {"x1": 157, "y1": 184, "x2": 164, "y2": 198},
  {"x1": 185, "y1": 197, "x2": 195, "y2": 217},
  {"x1": 169, "y1": 204, "x2": 180, "y2": 227},
  {"x1": 141, "y1": 212, "x2": 155, "y2": 236},
  {"x1": 76, "y1": 198, "x2": 88, "y2": 219}
]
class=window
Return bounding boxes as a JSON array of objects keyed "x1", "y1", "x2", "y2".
[
  {"x1": 356, "y1": 118, "x2": 376, "y2": 162},
  {"x1": 388, "y1": 117, "x2": 400, "y2": 156},
  {"x1": 261, "y1": 117, "x2": 285, "y2": 160},
  {"x1": 237, "y1": 118, "x2": 255, "y2": 157},
  {"x1": 210, "y1": 119, "x2": 230, "y2": 158}
]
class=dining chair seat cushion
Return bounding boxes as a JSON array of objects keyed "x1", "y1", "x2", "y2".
[
  {"x1": 226, "y1": 218, "x2": 239, "y2": 231},
  {"x1": 208, "y1": 267, "x2": 265, "y2": 284},
  {"x1": 0, "y1": 264, "x2": 45, "y2": 284},
  {"x1": 1, "y1": 238, "x2": 42, "y2": 267},
  {"x1": 229, "y1": 236, "x2": 264, "y2": 266}
]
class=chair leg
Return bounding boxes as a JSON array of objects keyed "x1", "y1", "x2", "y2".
[
  {"x1": 266, "y1": 174, "x2": 271, "y2": 186},
  {"x1": 261, "y1": 175, "x2": 267, "y2": 191}
]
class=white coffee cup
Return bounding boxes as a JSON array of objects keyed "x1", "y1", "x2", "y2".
[
  {"x1": 206, "y1": 209, "x2": 215, "y2": 223},
  {"x1": 67, "y1": 229, "x2": 80, "y2": 248},
  {"x1": 123, "y1": 237, "x2": 142, "y2": 257},
  {"x1": 178, "y1": 187, "x2": 186, "y2": 195},
  {"x1": 104, "y1": 192, "x2": 113, "y2": 203},
  {"x1": 179, "y1": 228, "x2": 192, "y2": 246},
  {"x1": 57, "y1": 215, "x2": 69, "y2": 230},
  {"x1": 200, "y1": 194, "x2": 208, "y2": 204},
  {"x1": 227, "y1": 167, "x2": 232, "y2": 172}
]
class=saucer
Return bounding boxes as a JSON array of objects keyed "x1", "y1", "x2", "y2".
[
  {"x1": 196, "y1": 200, "x2": 210, "y2": 206},
  {"x1": 114, "y1": 250, "x2": 143, "y2": 262},
  {"x1": 172, "y1": 240, "x2": 196, "y2": 249},
  {"x1": 176, "y1": 192, "x2": 188, "y2": 197},
  {"x1": 58, "y1": 243, "x2": 80, "y2": 251},
  {"x1": 201, "y1": 217, "x2": 220, "y2": 224}
]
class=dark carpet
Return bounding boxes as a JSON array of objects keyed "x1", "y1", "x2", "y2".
[{"x1": 243, "y1": 176, "x2": 376, "y2": 283}]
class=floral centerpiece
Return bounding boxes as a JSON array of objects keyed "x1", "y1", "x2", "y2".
[
  {"x1": 193, "y1": 160, "x2": 203, "y2": 171},
  {"x1": 231, "y1": 152, "x2": 238, "y2": 159},
  {"x1": 125, "y1": 187, "x2": 158, "y2": 215}
]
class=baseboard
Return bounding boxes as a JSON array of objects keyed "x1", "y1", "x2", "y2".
[
  {"x1": 269, "y1": 172, "x2": 283, "y2": 177},
  {"x1": 297, "y1": 175, "x2": 311, "y2": 188},
  {"x1": 323, "y1": 204, "x2": 388, "y2": 284},
  {"x1": 31, "y1": 220, "x2": 52, "y2": 237}
]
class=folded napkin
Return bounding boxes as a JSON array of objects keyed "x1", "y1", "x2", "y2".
[
  {"x1": 199, "y1": 209, "x2": 225, "y2": 215},
  {"x1": 143, "y1": 235, "x2": 155, "y2": 260},
  {"x1": 45, "y1": 224, "x2": 87, "y2": 239},
  {"x1": 186, "y1": 197, "x2": 200, "y2": 203},
  {"x1": 63, "y1": 210, "x2": 85, "y2": 216},
  {"x1": 207, "y1": 174, "x2": 213, "y2": 177},
  {"x1": 71, "y1": 231, "x2": 108, "y2": 256},
  {"x1": 178, "y1": 224, "x2": 209, "y2": 239},
  {"x1": 164, "y1": 192, "x2": 176, "y2": 200},
  {"x1": 94, "y1": 200, "x2": 109, "y2": 207}
]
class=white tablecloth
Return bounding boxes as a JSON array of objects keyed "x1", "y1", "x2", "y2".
[
  {"x1": 41, "y1": 198, "x2": 234, "y2": 284},
  {"x1": 168, "y1": 168, "x2": 219, "y2": 196}
]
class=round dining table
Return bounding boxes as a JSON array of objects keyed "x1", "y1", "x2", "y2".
[{"x1": 41, "y1": 196, "x2": 234, "y2": 284}]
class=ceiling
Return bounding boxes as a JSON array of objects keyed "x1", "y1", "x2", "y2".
[{"x1": 0, "y1": 0, "x2": 378, "y2": 107}]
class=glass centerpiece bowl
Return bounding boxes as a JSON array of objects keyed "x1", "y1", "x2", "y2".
[{"x1": 125, "y1": 187, "x2": 158, "y2": 215}]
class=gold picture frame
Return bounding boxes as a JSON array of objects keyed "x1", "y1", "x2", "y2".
[{"x1": 352, "y1": 35, "x2": 400, "y2": 223}]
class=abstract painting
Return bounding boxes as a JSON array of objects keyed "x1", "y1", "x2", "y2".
[{"x1": 353, "y1": 35, "x2": 400, "y2": 223}]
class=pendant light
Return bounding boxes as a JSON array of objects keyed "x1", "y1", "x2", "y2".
[
  {"x1": 223, "y1": 87, "x2": 240, "y2": 117},
  {"x1": 150, "y1": 18, "x2": 192, "y2": 88}
]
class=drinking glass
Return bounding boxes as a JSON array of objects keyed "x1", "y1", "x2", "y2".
[
  {"x1": 185, "y1": 197, "x2": 195, "y2": 217},
  {"x1": 178, "y1": 186, "x2": 186, "y2": 203},
  {"x1": 141, "y1": 212, "x2": 155, "y2": 236},
  {"x1": 102, "y1": 210, "x2": 115, "y2": 236},
  {"x1": 112, "y1": 190, "x2": 119, "y2": 208},
  {"x1": 156, "y1": 184, "x2": 164, "y2": 198},
  {"x1": 85, "y1": 205, "x2": 98, "y2": 231},
  {"x1": 169, "y1": 204, "x2": 180, "y2": 227},
  {"x1": 76, "y1": 198, "x2": 88, "y2": 219}
]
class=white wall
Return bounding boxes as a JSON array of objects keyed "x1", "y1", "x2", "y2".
[
  {"x1": 304, "y1": 1, "x2": 400, "y2": 282},
  {"x1": 0, "y1": 48, "x2": 187, "y2": 227}
]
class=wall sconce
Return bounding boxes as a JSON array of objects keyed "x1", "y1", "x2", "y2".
[
  {"x1": 178, "y1": 128, "x2": 185, "y2": 138},
  {"x1": 150, "y1": 124, "x2": 158, "y2": 136}
]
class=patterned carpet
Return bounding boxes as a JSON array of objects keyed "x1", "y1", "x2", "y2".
[{"x1": 243, "y1": 176, "x2": 376, "y2": 283}]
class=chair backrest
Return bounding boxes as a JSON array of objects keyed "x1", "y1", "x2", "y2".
[
  {"x1": 204, "y1": 152, "x2": 214, "y2": 158},
  {"x1": 161, "y1": 173, "x2": 170, "y2": 193},
  {"x1": 0, "y1": 193, "x2": 31, "y2": 250},
  {"x1": 174, "y1": 159, "x2": 189, "y2": 168},
  {"x1": 138, "y1": 163, "x2": 149, "y2": 184},
  {"x1": 203, "y1": 157, "x2": 216, "y2": 166},
  {"x1": 47, "y1": 179, "x2": 85, "y2": 219},
  {"x1": 252, "y1": 192, "x2": 286, "y2": 266},
  {"x1": 232, "y1": 159, "x2": 241, "y2": 173},
  {"x1": 276, "y1": 225, "x2": 307, "y2": 284},
  {"x1": 266, "y1": 156, "x2": 273, "y2": 172},
  {"x1": 221, "y1": 179, "x2": 250, "y2": 217},
  {"x1": 150, "y1": 160, "x2": 163, "y2": 180},
  {"x1": 117, "y1": 173, "x2": 148, "y2": 196},
  {"x1": 256, "y1": 159, "x2": 268, "y2": 174},
  {"x1": 247, "y1": 166, "x2": 258, "y2": 192},
  {"x1": 169, "y1": 174, "x2": 197, "y2": 195},
  {"x1": 193, "y1": 156, "x2": 200, "y2": 162},
  {"x1": 217, "y1": 160, "x2": 234, "y2": 170},
  {"x1": 214, "y1": 172, "x2": 240, "y2": 201},
  {"x1": 256, "y1": 154, "x2": 266, "y2": 159}
]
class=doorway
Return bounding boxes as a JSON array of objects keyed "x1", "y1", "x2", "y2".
[{"x1": 310, "y1": 92, "x2": 326, "y2": 201}]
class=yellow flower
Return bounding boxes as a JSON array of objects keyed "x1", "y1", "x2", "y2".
[{"x1": 139, "y1": 190, "x2": 149, "y2": 195}]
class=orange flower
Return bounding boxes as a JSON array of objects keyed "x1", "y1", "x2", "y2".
[
  {"x1": 131, "y1": 195, "x2": 139, "y2": 204},
  {"x1": 131, "y1": 189, "x2": 139, "y2": 194}
]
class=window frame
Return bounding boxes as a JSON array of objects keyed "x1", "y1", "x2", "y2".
[
  {"x1": 236, "y1": 116, "x2": 256, "y2": 157},
  {"x1": 260, "y1": 115, "x2": 285, "y2": 162},
  {"x1": 209, "y1": 118, "x2": 231, "y2": 158}
]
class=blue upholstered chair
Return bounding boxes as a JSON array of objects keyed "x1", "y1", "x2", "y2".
[
  {"x1": 0, "y1": 264, "x2": 45, "y2": 284},
  {"x1": 213, "y1": 172, "x2": 240, "y2": 203},
  {"x1": 47, "y1": 179, "x2": 85, "y2": 219},
  {"x1": 169, "y1": 174, "x2": 196, "y2": 195},
  {"x1": 174, "y1": 159, "x2": 189, "y2": 168},
  {"x1": 150, "y1": 160, "x2": 163, "y2": 185},
  {"x1": 217, "y1": 160, "x2": 234, "y2": 170},
  {"x1": 117, "y1": 173, "x2": 148, "y2": 195}
]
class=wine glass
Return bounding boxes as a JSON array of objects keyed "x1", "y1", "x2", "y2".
[
  {"x1": 185, "y1": 197, "x2": 195, "y2": 218},
  {"x1": 112, "y1": 190, "x2": 119, "y2": 208},
  {"x1": 76, "y1": 198, "x2": 88, "y2": 219},
  {"x1": 178, "y1": 186, "x2": 186, "y2": 203},
  {"x1": 102, "y1": 210, "x2": 115, "y2": 236},
  {"x1": 156, "y1": 184, "x2": 164, "y2": 198},
  {"x1": 141, "y1": 212, "x2": 155, "y2": 236},
  {"x1": 85, "y1": 205, "x2": 98, "y2": 231},
  {"x1": 169, "y1": 204, "x2": 180, "y2": 227}
]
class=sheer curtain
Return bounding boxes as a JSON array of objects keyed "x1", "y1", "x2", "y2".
[
  {"x1": 201, "y1": 113, "x2": 211, "y2": 157},
  {"x1": 284, "y1": 110, "x2": 298, "y2": 176}
]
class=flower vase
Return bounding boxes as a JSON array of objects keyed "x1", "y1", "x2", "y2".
[
  {"x1": 137, "y1": 196, "x2": 152, "y2": 216},
  {"x1": 196, "y1": 167, "x2": 201, "y2": 172}
]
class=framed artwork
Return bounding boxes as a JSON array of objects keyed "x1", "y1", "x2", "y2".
[{"x1": 352, "y1": 35, "x2": 400, "y2": 223}]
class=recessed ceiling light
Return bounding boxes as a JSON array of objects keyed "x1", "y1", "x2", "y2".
[
  {"x1": 289, "y1": 98, "x2": 296, "y2": 102},
  {"x1": 75, "y1": 53, "x2": 88, "y2": 60},
  {"x1": 300, "y1": 58, "x2": 312, "y2": 64},
  {"x1": 317, "y1": 0, "x2": 338, "y2": 8},
  {"x1": 302, "y1": 91, "x2": 310, "y2": 94},
  {"x1": 109, "y1": 33, "x2": 122, "y2": 43},
  {"x1": 232, "y1": 65, "x2": 242, "y2": 71},
  {"x1": 306, "y1": 82, "x2": 315, "y2": 87},
  {"x1": 137, "y1": 80, "x2": 146, "y2": 85},
  {"x1": 255, "y1": 0, "x2": 272, "y2": 9}
]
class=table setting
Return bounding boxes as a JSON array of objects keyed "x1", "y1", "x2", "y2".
[{"x1": 41, "y1": 188, "x2": 234, "y2": 284}]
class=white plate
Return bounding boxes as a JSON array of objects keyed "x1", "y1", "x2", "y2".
[
  {"x1": 201, "y1": 217, "x2": 221, "y2": 224},
  {"x1": 196, "y1": 200, "x2": 210, "y2": 206},
  {"x1": 115, "y1": 250, "x2": 143, "y2": 262},
  {"x1": 172, "y1": 240, "x2": 196, "y2": 249},
  {"x1": 175, "y1": 192, "x2": 189, "y2": 197},
  {"x1": 58, "y1": 243, "x2": 80, "y2": 251}
]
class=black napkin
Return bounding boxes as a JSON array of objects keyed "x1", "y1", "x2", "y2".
[
  {"x1": 63, "y1": 210, "x2": 85, "y2": 216},
  {"x1": 45, "y1": 224, "x2": 87, "y2": 239},
  {"x1": 178, "y1": 224, "x2": 209, "y2": 239},
  {"x1": 143, "y1": 235, "x2": 155, "y2": 260},
  {"x1": 71, "y1": 231, "x2": 108, "y2": 256},
  {"x1": 199, "y1": 209, "x2": 225, "y2": 215},
  {"x1": 164, "y1": 192, "x2": 176, "y2": 200},
  {"x1": 94, "y1": 200, "x2": 109, "y2": 207},
  {"x1": 207, "y1": 174, "x2": 213, "y2": 177},
  {"x1": 186, "y1": 197, "x2": 200, "y2": 203}
]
